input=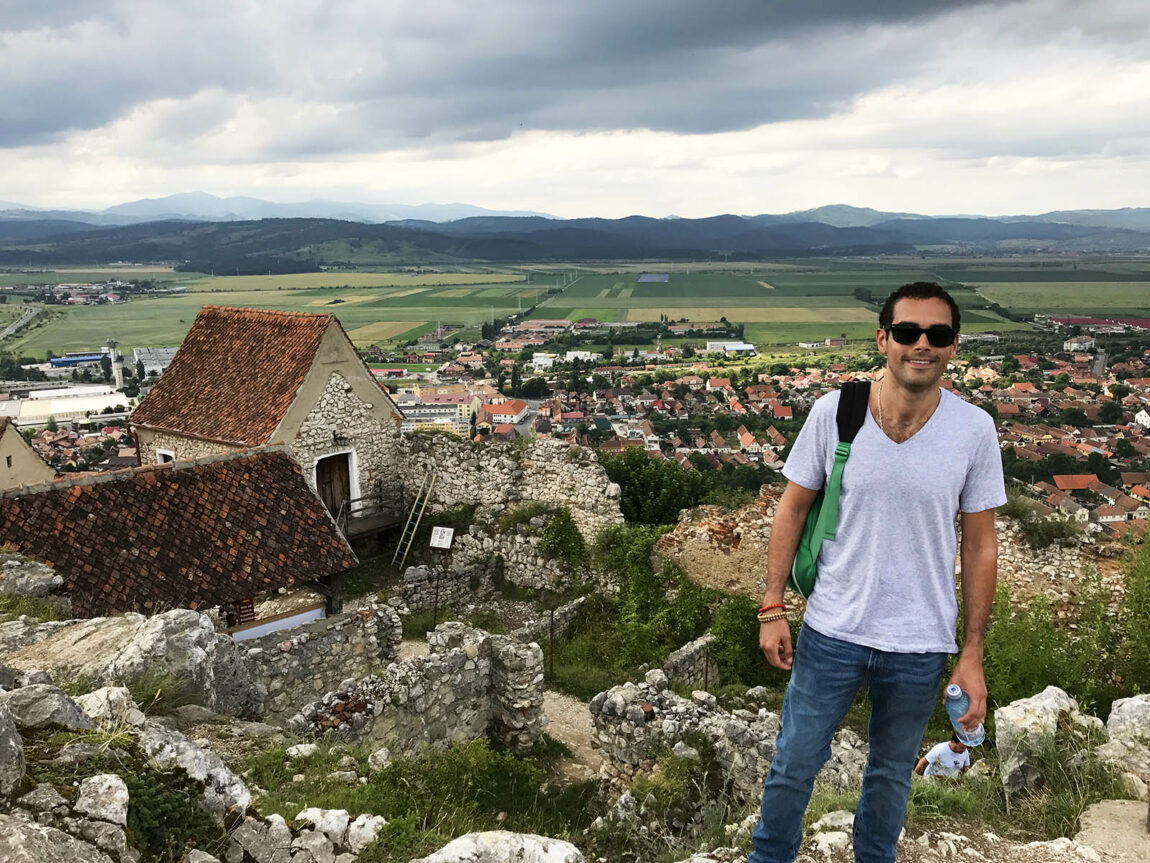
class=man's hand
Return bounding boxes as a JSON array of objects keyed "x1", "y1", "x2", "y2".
[
  {"x1": 760, "y1": 619, "x2": 793, "y2": 670},
  {"x1": 948, "y1": 652, "x2": 986, "y2": 730}
]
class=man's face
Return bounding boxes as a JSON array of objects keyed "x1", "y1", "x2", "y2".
[{"x1": 876, "y1": 297, "x2": 957, "y2": 393}]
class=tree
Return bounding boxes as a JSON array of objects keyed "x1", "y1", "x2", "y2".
[
  {"x1": 1098, "y1": 401, "x2": 1123, "y2": 424},
  {"x1": 136, "y1": 359, "x2": 146, "y2": 380},
  {"x1": 1115, "y1": 438, "x2": 1137, "y2": 459},
  {"x1": 46, "y1": 415, "x2": 58, "y2": 432},
  {"x1": 519, "y1": 376, "x2": 550, "y2": 398},
  {"x1": 100, "y1": 355, "x2": 113, "y2": 383}
]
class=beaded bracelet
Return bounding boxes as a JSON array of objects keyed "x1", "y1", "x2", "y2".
[{"x1": 756, "y1": 611, "x2": 788, "y2": 624}]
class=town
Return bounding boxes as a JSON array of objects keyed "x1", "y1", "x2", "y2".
[{"x1": 3, "y1": 309, "x2": 1148, "y2": 541}]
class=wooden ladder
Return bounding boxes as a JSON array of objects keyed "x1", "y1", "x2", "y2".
[{"x1": 391, "y1": 470, "x2": 437, "y2": 568}]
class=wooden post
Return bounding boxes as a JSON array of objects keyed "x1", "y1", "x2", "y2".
[{"x1": 549, "y1": 608, "x2": 555, "y2": 679}]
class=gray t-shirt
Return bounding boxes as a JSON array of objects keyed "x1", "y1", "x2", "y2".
[{"x1": 783, "y1": 387, "x2": 1006, "y2": 653}]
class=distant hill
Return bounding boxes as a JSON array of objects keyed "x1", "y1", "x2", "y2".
[
  {"x1": 0, "y1": 204, "x2": 1148, "y2": 271},
  {"x1": 0, "y1": 192, "x2": 556, "y2": 226}
]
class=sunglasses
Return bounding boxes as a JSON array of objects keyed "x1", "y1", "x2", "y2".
[{"x1": 884, "y1": 322, "x2": 957, "y2": 348}]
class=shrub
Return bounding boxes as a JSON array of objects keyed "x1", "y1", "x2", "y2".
[
  {"x1": 1019, "y1": 516, "x2": 1079, "y2": 549},
  {"x1": 709, "y1": 595, "x2": 798, "y2": 689},
  {"x1": 538, "y1": 508, "x2": 589, "y2": 570},
  {"x1": 495, "y1": 502, "x2": 553, "y2": 534}
]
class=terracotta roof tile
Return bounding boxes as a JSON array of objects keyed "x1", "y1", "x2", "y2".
[
  {"x1": 0, "y1": 448, "x2": 356, "y2": 617},
  {"x1": 130, "y1": 305, "x2": 333, "y2": 445}
]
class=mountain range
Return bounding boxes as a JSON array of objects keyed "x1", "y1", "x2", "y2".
[{"x1": 0, "y1": 194, "x2": 1148, "y2": 271}]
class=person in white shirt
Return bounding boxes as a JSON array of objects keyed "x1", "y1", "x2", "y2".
[{"x1": 914, "y1": 735, "x2": 970, "y2": 778}]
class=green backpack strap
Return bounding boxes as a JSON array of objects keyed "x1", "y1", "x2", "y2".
[{"x1": 786, "y1": 381, "x2": 871, "y2": 598}]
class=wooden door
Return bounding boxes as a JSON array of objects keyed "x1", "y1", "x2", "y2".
[{"x1": 316, "y1": 453, "x2": 351, "y2": 517}]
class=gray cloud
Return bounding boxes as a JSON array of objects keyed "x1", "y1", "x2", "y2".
[{"x1": 0, "y1": 0, "x2": 1006, "y2": 150}]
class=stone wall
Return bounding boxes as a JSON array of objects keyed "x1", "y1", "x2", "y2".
[
  {"x1": 510, "y1": 596, "x2": 588, "y2": 645},
  {"x1": 242, "y1": 603, "x2": 403, "y2": 726},
  {"x1": 137, "y1": 430, "x2": 238, "y2": 466},
  {"x1": 293, "y1": 371, "x2": 404, "y2": 515},
  {"x1": 662, "y1": 634, "x2": 720, "y2": 689},
  {"x1": 288, "y1": 622, "x2": 545, "y2": 752},
  {"x1": 397, "y1": 436, "x2": 623, "y2": 542},
  {"x1": 590, "y1": 671, "x2": 867, "y2": 800}
]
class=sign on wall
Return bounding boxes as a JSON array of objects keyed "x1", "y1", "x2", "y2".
[{"x1": 430, "y1": 526, "x2": 455, "y2": 549}]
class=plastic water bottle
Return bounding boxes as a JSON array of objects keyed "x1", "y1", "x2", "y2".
[{"x1": 945, "y1": 684, "x2": 986, "y2": 746}]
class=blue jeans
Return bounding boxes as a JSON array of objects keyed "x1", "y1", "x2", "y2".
[{"x1": 748, "y1": 625, "x2": 947, "y2": 863}]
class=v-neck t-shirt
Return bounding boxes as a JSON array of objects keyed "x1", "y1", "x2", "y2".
[{"x1": 782, "y1": 387, "x2": 1006, "y2": 653}]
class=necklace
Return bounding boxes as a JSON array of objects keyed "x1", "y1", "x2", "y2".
[{"x1": 877, "y1": 376, "x2": 886, "y2": 434}]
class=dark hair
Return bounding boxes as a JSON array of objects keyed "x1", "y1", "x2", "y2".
[
  {"x1": 950, "y1": 732, "x2": 964, "y2": 745},
  {"x1": 878, "y1": 282, "x2": 960, "y2": 333}
]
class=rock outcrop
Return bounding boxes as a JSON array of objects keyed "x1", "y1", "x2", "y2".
[
  {"x1": 0, "y1": 609, "x2": 260, "y2": 716},
  {"x1": 412, "y1": 830, "x2": 585, "y2": 863}
]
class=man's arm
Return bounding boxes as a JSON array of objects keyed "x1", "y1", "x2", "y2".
[
  {"x1": 950, "y1": 507, "x2": 998, "y2": 730},
  {"x1": 913, "y1": 756, "x2": 928, "y2": 776},
  {"x1": 759, "y1": 480, "x2": 820, "y2": 670}
]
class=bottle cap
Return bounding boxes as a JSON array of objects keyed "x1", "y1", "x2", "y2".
[{"x1": 945, "y1": 683, "x2": 962, "y2": 698}]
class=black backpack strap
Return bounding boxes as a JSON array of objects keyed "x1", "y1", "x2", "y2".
[{"x1": 835, "y1": 381, "x2": 872, "y2": 444}]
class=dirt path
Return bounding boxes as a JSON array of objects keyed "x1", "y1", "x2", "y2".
[{"x1": 543, "y1": 689, "x2": 601, "y2": 781}]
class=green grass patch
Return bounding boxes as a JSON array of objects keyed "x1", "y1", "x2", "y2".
[
  {"x1": 241, "y1": 738, "x2": 599, "y2": 862},
  {"x1": 0, "y1": 594, "x2": 70, "y2": 623}
]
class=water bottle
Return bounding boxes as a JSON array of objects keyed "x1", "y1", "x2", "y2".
[{"x1": 944, "y1": 684, "x2": 986, "y2": 746}]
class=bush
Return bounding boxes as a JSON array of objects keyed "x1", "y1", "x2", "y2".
[
  {"x1": 709, "y1": 595, "x2": 798, "y2": 689},
  {"x1": 538, "y1": 508, "x2": 589, "y2": 570},
  {"x1": 1019, "y1": 516, "x2": 1079, "y2": 549},
  {"x1": 495, "y1": 502, "x2": 552, "y2": 533}
]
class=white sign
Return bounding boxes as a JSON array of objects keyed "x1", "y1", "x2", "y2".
[{"x1": 430, "y1": 526, "x2": 455, "y2": 549}]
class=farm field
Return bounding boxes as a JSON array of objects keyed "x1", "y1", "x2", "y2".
[
  {"x1": 974, "y1": 282, "x2": 1150, "y2": 313},
  {"x1": 3, "y1": 257, "x2": 1148, "y2": 355}
]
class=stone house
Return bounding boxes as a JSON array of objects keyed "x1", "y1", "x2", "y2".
[
  {"x1": 0, "y1": 417, "x2": 55, "y2": 490},
  {"x1": 130, "y1": 305, "x2": 405, "y2": 521}
]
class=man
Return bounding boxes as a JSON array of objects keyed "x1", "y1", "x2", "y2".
[
  {"x1": 748, "y1": 282, "x2": 1005, "y2": 863},
  {"x1": 914, "y1": 735, "x2": 971, "y2": 779}
]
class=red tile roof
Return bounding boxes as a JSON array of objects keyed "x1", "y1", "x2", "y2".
[
  {"x1": 1053, "y1": 474, "x2": 1100, "y2": 491},
  {"x1": 130, "y1": 306, "x2": 335, "y2": 446},
  {"x1": 0, "y1": 448, "x2": 356, "y2": 618}
]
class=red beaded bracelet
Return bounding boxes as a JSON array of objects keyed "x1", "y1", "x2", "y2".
[{"x1": 758, "y1": 603, "x2": 786, "y2": 613}]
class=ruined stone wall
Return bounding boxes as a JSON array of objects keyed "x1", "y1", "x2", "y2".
[
  {"x1": 243, "y1": 604, "x2": 403, "y2": 726},
  {"x1": 293, "y1": 371, "x2": 404, "y2": 514},
  {"x1": 589, "y1": 671, "x2": 866, "y2": 800},
  {"x1": 510, "y1": 596, "x2": 588, "y2": 645},
  {"x1": 398, "y1": 521, "x2": 571, "y2": 608},
  {"x1": 288, "y1": 622, "x2": 545, "y2": 752},
  {"x1": 396, "y1": 436, "x2": 623, "y2": 542},
  {"x1": 661, "y1": 633, "x2": 720, "y2": 689}
]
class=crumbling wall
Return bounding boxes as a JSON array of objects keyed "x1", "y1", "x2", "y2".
[
  {"x1": 589, "y1": 671, "x2": 867, "y2": 800},
  {"x1": 662, "y1": 633, "x2": 720, "y2": 689},
  {"x1": 288, "y1": 622, "x2": 545, "y2": 752},
  {"x1": 396, "y1": 437, "x2": 623, "y2": 542},
  {"x1": 242, "y1": 604, "x2": 403, "y2": 726}
]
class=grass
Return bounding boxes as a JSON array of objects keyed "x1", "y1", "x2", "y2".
[
  {"x1": 240, "y1": 737, "x2": 598, "y2": 862},
  {"x1": 0, "y1": 594, "x2": 70, "y2": 623}
]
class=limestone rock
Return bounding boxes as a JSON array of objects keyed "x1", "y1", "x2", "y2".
[
  {"x1": 138, "y1": 720, "x2": 250, "y2": 816},
  {"x1": 0, "y1": 610, "x2": 260, "y2": 717},
  {"x1": 346, "y1": 813, "x2": 387, "y2": 853},
  {"x1": 0, "y1": 701, "x2": 24, "y2": 796},
  {"x1": 75, "y1": 687, "x2": 146, "y2": 731},
  {"x1": 287, "y1": 743, "x2": 320, "y2": 760},
  {"x1": 412, "y1": 830, "x2": 585, "y2": 862},
  {"x1": 0, "y1": 813, "x2": 116, "y2": 862},
  {"x1": 367, "y1": 746, "x2": 391, "y2": 772},
  {"x1": 811, "y1": 810, "x2": 854, "y2": 832},
  {"x1": 295, "y1": 808, "x2": 350, "y2": 846},
  {"x1": 994, "y1": 686, "x2": 1101, "y2": 796},
  {"x1": 0, "y1": 684, "x2": 95, "y2": 732},
  {"x1": 17, "y1": 784, "x2": 68, "y2": 813},
  {"x1": 1095, "y1": 694, "x2": 1150, "y2": 784},
  {"x1": 73, "y1": 774, "x2": 129, "y2": 826},
  {"x1": 292, "y1": 828, "x2": 336, "y2": 863}
]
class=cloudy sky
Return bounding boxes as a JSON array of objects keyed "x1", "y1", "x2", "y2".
[{"x1": 3, "y1": 0, "x2": 1149, "y2": 218}]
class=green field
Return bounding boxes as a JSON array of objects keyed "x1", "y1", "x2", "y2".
[{"x1": 4, "y1": 257, "x2": 1146, "y2": 355}]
